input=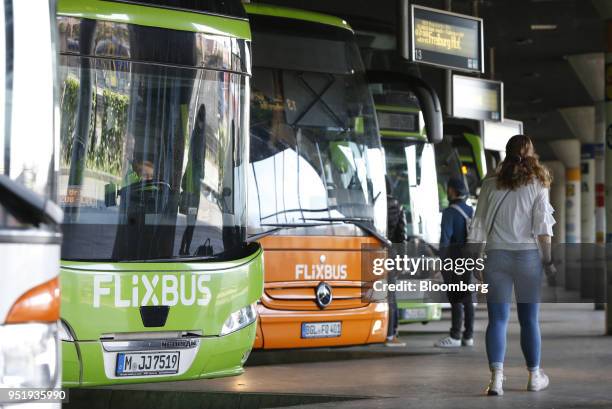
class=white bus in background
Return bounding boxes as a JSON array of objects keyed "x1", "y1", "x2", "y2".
[{"x1": 0, "y1": 1, "x2": 62, "y2": 408}]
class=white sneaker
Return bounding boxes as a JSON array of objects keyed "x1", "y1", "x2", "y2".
[
  {"x1": 384, "y1": 336, "x2": 406, "y2": 347},
  {"x1": 486, "y1": 369, "x2": 504, "y2": 396},
  {"x1": 462, "y1": 337, "x2": 474, "y2": 347},
  {"x1": 434, "y1": 336, "x2": 461, "y2": 348},
  {"x1": 528, "y1": 369, "x2": 550, "y2": 391}
]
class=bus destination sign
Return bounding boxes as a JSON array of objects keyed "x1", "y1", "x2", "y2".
[{"x1": 411, "y1": 5, "x2": 484, "y2": 73}]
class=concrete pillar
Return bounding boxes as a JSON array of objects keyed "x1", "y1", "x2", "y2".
[
  {"x1": 543, "y1": 160, "x2": 566, "y2": 288},
  {"x1": 560, "y1": 106, "x2": 599, "y2": 300},
  {"x1": 544, "y1": 161, "x2": 567, "y2": 243},
  {"x1": 550, "y1": 139, "x2": 582, "y2": 292},
  {"x1": 549, "y1": 140, "x2": 582, "y2": 243},
  {"x1": 559, "y1": 107, "x2": 595, "y2": 240}
]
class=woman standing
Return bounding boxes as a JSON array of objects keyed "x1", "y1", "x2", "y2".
[{"x1": 468, "y1": 134, "x2": 557, "y2": 396}]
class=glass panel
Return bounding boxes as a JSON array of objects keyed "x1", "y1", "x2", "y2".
[
  {"x1": 247, "y1": 35, "x2": 386, "y2": 236},
  {"x1": 1, "y1": 1, "x2": 57, "y2": 229},
  {"x1": 434, "y1": 138, "x2": 465, "y2": 209},
  {"x1": 0, "y1": 0, "x2": 5, "y2": 178},
  {"x1": 58, "y1": 55, "x2": 247, "y2": 261},
  {"x1": 383, "y1": 140, "x2": 440, "y2": 244},
  {"x1": 57, "y1": 17, "x2": 250, "y2": 75}
]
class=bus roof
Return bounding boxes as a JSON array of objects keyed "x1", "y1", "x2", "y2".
[
  {"x1": 244, "y1": 3, "x2": 353, "y2": 33},
  {"x1": 57, "y1": 0, "x2": 251, "y2": 40}
]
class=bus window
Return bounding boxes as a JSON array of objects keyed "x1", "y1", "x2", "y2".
[
  {"x1": 434, "y1": 138, "x2": 465, "y2": 209},
  {"x1": 248, "y1": 33, "x2": 385, "y2": 235},
  {"x1": 59, "y1": 56, "x2": 247, "y2": 261},
  {"x1": 453, "y1": 141, "x2": 480, "y2": 197}
]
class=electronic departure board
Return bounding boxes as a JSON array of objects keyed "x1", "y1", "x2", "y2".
[
  {"x1": 451, "y1": 74, "x2": 503, "y2": 121},
  {"x1": 482, "y1": 119, "x2": 523, "y2": 152},
  {"x1": 410, "y1": 5, "x2": 484, "y2": 73}
]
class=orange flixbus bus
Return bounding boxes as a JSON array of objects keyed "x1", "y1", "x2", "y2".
[{"x1": 245, "y1": 4, "x2": 390, "y2": 349}]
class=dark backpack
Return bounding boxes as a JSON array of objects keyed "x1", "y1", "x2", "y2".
[{"x1": 387, "y1": 195, "x2": 407, "y2": 244}]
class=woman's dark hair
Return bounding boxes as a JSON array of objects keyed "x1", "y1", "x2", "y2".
[{"x1": 496, "y1": 134, "x2": 551, "y2": 190}]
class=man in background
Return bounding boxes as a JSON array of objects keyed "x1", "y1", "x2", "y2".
[
  {"x1": 385, "y1": 177, "x2": 407, "y2": 347},
  {"x1": 435, "y1": 178, "x2": 475, "y2": 348}
]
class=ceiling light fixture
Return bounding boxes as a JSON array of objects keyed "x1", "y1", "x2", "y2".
[{"x1": 530, "y1": 24, "x2": 557, "y2": 30}]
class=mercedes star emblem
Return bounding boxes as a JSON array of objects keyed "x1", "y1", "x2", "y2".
[{"x1": 315, "y1": 282, "x2": 333, "y2": 309}]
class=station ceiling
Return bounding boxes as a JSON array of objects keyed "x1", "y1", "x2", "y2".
[{"x1": 254, "y1": 0, "x2": 605, "y2": 158}]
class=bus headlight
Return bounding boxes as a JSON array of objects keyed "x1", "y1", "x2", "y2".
[
  {"x1": 220, "y1": 303, "x2": 257, "y2": 336},
  {"x1": 375, "y1": 302, "x2": 389, "y2": 312},
  {"x1": 0, "y1": 323, "x2": 58, "y2": 388}
]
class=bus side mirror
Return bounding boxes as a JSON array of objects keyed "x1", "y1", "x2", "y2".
[
  {"x1": 366, "y1": 71, "x2": 444, "y2": 144},
  {"x1": 411, "y1": 81, "x2": 443, "y2": 145},
  {"x1": 0, "y1": 175, "x2": 63, "y2": 227},
  {"x1": 105, "y1": 183, "x2": 117, "y2": 207}
]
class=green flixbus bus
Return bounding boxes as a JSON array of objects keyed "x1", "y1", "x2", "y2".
[
  {"x1": 56, "y1": 0, "x2": 263, "y2": 386},
  {"x1": 367, "y1": 71, "x2": 444, "y2": 324}
]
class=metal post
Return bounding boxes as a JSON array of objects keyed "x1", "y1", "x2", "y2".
[
  {"x1": 581, "y1": 144, "x2": 596, "y2": 300},
  {"x1": 489, "y1": 47, "x2": 496, "y2": 80},
  {"x1": 605, "y1": 21, "x2": 612, "y2": 334},
  {"x1": 445, "y1": 0, "x2": 452, "y2": 115},
  {"x1": 398, "y1": 0, "x2": 410, "y2": 60},
  {"x1": 595, "y1": 104, "x2": 606, "y2": 310}
]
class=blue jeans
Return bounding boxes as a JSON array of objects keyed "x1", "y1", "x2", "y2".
[{"x1": 484, "y1": 249, "x2": 542, "y2": 370}]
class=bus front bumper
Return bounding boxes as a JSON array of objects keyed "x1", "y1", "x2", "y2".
[
  {"x1": 397, "y1": 303, "x2": 442, "y2": 323},
  {"x1": 62, "y1": 322, "x2": 256, "y2": 387},
  {"x1": 253, "y1": 303, "x2": 388, "y2": 349}
]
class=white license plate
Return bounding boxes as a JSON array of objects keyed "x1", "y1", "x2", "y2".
[
  {"x1": 404, "y1": 307, "x2": 427, "y2": 319},
  {"x1": 115, "y1": 351, "x2": 180, "y2": 376},
  {"x1": 301, "y1": 322, "x2": 342, "y2": 338}
]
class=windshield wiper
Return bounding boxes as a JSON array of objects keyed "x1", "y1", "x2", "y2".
[
  {"x1": 124, "y1": 255, "x2": 217, "y2": 263},
  {"x1": 301, "y1": 217, "x2": 391, "y2": 247},
  {"x1": 247, "y1": 222, "x2": 333, "y2": 242}
]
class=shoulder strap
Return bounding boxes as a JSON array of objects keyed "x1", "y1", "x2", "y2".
[
  {"x1": 450, "y1": 204, "x2": 471, "y2": 223},
  {"x1": 487, "y1": 190, "x2": 511, "y2": 237}
]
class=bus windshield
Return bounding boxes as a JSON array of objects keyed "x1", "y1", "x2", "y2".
[
  {"x1": 58, "y1": 57, "x2": 248, "y2": 262},
  {"x1": 248, "y1": 31, "x2": 386, "y2": 236}
]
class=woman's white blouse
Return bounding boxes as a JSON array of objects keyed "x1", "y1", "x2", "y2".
[{"x1": 467, "y1": 176, "x2": 556, "y2": 250}]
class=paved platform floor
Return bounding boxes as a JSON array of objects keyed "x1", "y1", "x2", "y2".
[{"x1": 74, "y1": 303, "x2": 612, "y2": 409}]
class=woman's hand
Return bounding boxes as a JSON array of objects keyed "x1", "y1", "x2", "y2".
[
  {"x1": 543, "y1": 261, "x2": 557, "y2": 287},
  {"x1": 537, "y1": 235, "x2": 556, "y2": 286},
  {"x1": 473, "y1": 268, "x2": 484, "y2": 283}
]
